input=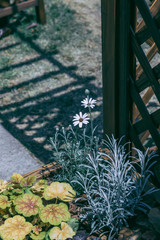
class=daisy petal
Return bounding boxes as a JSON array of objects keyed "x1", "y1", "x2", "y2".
[
  {"x1": 72, "y1": 112, "x2": 90, "y2": 128},
  {"x1": 81, "y1": 97, "x2": 96, "y2": 109}
]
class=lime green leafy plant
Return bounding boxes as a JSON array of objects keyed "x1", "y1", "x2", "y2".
[{"x1": 0, "y1": 174, "x2": 78, "y2": 240}]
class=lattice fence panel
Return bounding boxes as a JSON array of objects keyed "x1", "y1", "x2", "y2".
[{"x1": 129, "y1": 0, "x2": 160, "y2": 151}]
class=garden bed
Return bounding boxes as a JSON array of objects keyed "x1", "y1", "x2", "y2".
[
  {"x1": 3, "y1": 155, "x2": 160, "y2": 240},
  {"x1": 1, "y1": 0, "x2": 160, "y2": 239}
]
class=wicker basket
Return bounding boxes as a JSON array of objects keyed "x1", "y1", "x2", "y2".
[{"x1": 22, "y1": 162, "x2": 61, "y2": 180}]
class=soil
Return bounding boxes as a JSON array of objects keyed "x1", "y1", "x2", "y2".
[{"x1": 37, "y1": 161, "x2": 160, "y2": 240}]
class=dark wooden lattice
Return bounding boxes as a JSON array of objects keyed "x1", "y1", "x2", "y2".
[
  {"x1": 129, "y1": 0, "x2": 160, "y2": 151},
  {"x1": 101, "y1": 0, "x2": 160, "y2": 152}
]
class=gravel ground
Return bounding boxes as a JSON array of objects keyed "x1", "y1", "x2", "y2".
[{"x1": 0, "y1": 0, "x2": 103, "y2": 165}]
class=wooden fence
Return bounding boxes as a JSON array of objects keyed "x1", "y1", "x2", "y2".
[
  {"x1": 0, "y1": 0, "x2": 46, "y2": 24},
  {"x1": 102, "y1": 0, "x2": 160, "y2": 152}
]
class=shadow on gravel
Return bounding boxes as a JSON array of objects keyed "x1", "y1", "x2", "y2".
[{"x1": 0, "y1": 8, "x2": 103, "y2": 164}]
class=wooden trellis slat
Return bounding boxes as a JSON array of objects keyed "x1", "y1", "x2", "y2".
[
  {"x1": 135, "y1": 0, "x2": 160, "y2": 81},
  {"x1": 130, "y1": 26, "x2": 160, "y2": 102},
  {"x1": 136, "y1": 63, "x2": 160, "y2": 92},
  {"x1": 136, "y1": 0, "x2": 160, "y2": 48},
  {"x1": 130, "y1": 0, "x2": 160, "y2": 150},
  {"x1": 135, "y1": 0, "x2": 160, "y2": 51},
  {"x1": 136, "y1": 42, "x2": 158, "y2": 80},
  {"x1": 130, "y1": 76, "x2": 160, "y2": 149},
  {"x1": 134, "y1": 43, "x2": 158, "y2": 122},
  {"x1": 136, "y1": 0, "x2": 160, "y2": 33},
  {"x1": 134, "y1": 109, "x2": 160, "y2": 134},
  {"x1": 136, "y1": 20, "x2": 160, "y2": 45},
  {"x1": 133, "y1": 42, "x2": 158, "y2": 124},
  {"x1": 136, "y1": 3, "x2": 160, "y2": 45}
]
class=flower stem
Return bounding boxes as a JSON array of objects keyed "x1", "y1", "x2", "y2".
[{"x1": 88, "y1": 102, "x2": 94, "y2": 147}]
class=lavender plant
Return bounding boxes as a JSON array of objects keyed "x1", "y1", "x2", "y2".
[{"x1": 73, "y1": 136, "x2": 158, "y2": 237}]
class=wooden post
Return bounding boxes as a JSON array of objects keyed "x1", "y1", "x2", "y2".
[
  {"x1": 35, "y1": 0, "x2": 46, "y2": 24},
  {"x1": 115, "y1": 0, "x2": 131, "y2": 140},
  {"x1": 101, "y1": 0, "x2": 116, "y2": 137},
  {"x1": 101, "y1": 0, "x2": 136, "y2": 141}
]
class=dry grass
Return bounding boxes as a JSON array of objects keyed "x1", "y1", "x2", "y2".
[{"x1": 0, "y1": 0, "x2": 103, "y2": 164}]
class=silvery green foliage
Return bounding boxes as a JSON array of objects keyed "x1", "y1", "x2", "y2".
[
  {"x1": 50, "y1": 125, "x2": 100, "y2": 184},
  {"x1": 73, "y1": 135, "x2": 157, "y2": 236}
]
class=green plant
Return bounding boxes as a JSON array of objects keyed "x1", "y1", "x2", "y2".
[
  {"x1": 50, "y1": 90, "x2": 100, "y2": 188},
  {"x1": 73, "y1": 136, "x2": 158, "y2": 237},
  {"x1": 50, "y1": 90, "x2": 158, "y2": 238},
  {"x1": 0, "y1": 173, "x2": 78, "y2": 240}
]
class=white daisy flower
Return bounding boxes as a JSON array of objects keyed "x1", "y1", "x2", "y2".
[
  {"x1": 81, "y1": 97, "x2": 97, "y2": 109},
  {"x1": 73, "y1": 112, "x2": 89, "y2": 128}
]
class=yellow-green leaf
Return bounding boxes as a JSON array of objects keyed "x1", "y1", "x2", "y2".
[
  {"x1": 39, "y1": 203, "x2": 70, "y2": 225},
  {"x1": 43, "y1": 182, "x2": 76, "y2": 202},
  {"x1": 32, "y1": 225, "x2": 42, "y2": 235},
  {"x1": 10, "y1": 173, "x2": 23, "y2": 184},
  {"x1": 15, "y1": 193, "x2": 43, "y2": 217},
  {"x1": 10, "y1": 194, "x2": 22, "y2": 203},
  {"x1": 49, "y1": 227, "x2": 61, "y2": 240},
  {"x1": 31, "y1": 180, "x2": 47, "y2": 193},
  {"x1": 12, "y1": 189, "x2": 24, "y2": 194},
  {"x1": 0, "y1": 215, "x2": 32, "y2": 240},
  {"x1": 3, "y1": 213, "x2": 10, "y2": 219},
  {"x1": 0, "y1": 179, "x2": 8, "y2": 193},
  {"x1": 49, "y1": 222, "x2": 76, "y2": 240},
  {"x1": 30, "y1": 231, "x2": 46, "y2": 240},
  {"x1": 20, "y1": 175, "x2": 36, "y2": 187},
  {"x1": 0, "y1": 196, "x2": 10, "y2": 209},
  {"x1": 8, "y1": 206, "x2": 17, "y2": 216},
  {"x1": 0, "y1": 208, "x2": 7, "y2": 217}
]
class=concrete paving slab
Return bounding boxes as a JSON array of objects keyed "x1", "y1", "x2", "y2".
[{"x1": 0, "y1": 124, "x2": 41, "y2": 180}]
